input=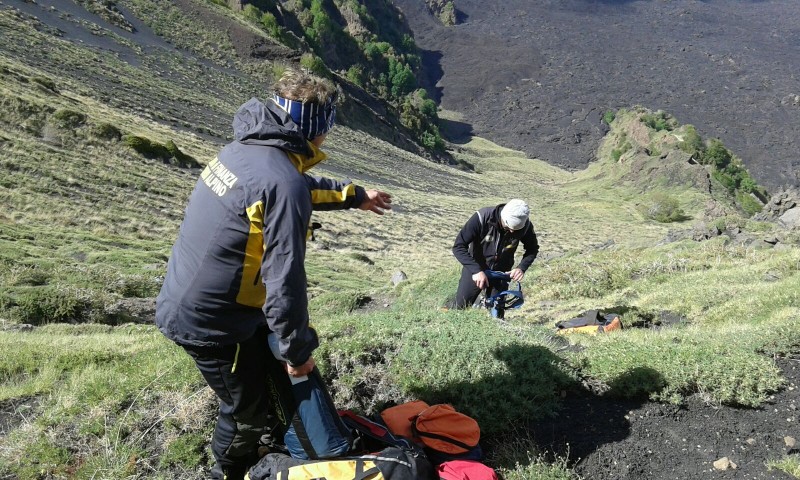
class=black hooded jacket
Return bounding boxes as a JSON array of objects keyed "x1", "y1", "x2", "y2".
[
  {"x1": 156, "y1": 98, "x2": 365, "y2": 366},
  {"x1": 452, "y1": 204, "x2": 539, "y2": 275}
]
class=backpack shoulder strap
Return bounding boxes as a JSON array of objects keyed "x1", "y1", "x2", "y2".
[{"x1": 339, "y1": 410, "x2": 417, "y2": 451}]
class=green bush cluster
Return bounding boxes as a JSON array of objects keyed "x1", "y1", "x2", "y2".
[
  {"x1": 31, "y1": 75, "x2": 57, "y2": 92},
  {"x1": 698, "y1": 139, "x2": 765, "y2": 212},
  {"x1": 637, "y1": 192, "x2": 686, "y2": 223},
  {"x1": 241, "y1": 3, "x2": 296, "y2": 47},
  {"x1": 252, "y1": 0, "x2": 441, "y2": 152},
  {"x1": 123, "y1": 135, "x2": 199, "y2": 168},
  {"x1": 400, "y1": 89, "x2": 444, "y2": 151},
  {"x1": 1, "y1": 95, "x2": 51, "y2": 136},
  {"x1": 677, "y1": 124, "x2": 704, "y2": 156},
  {"x1": 641, "y1": 111, "x2": 676, "y2": 132},
  {"x1": 159, "y1": 433, "x2": 206, "y2": 469},
  {"x1": 0, "y1": 259, "x2": 161, "y2": 325},
  {"x1": 602, "y1": 110, "x2": 616, "y2": 124},
  {"x1": 51, "y1": 109, "x2": 87, "y2": 129},
  {"x1": 438, "y1": 1, "x2": 456, "y2": 26},
  {"x1": 14, "y1": 286, "x2": 102, "y2": 325},
  {"x1": 737, "y1": 192, "x2": 763, "y2": 216},
  {"x1": 631, "y1": 116, "x2": 766, "y2": 215},
  {"x1": 91, "y1": 122, "x2": 122, "y2": 141},
  {"x1": 299, "y1": 53, "x2": 329, "y2": 77}
]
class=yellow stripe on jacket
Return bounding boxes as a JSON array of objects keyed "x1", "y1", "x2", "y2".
[
  {"x1": 236, "y1": 201, "x2": 266, "y2": 307},
  {"x1": 311, "y1": 183, "x2": 357, "y2": 204}
]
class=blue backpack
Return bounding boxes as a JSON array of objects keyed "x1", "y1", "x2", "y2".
[
  {"x1": 264, "y1": 334, "x2": 353, "y2": 460},
  {"x1": 481, "y1": 270, "x2": 524, "y2": 318}
]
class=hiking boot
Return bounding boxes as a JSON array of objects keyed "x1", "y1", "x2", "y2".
[{"x1": 210, "y1": 463, "x2": 247, "y2": 480}]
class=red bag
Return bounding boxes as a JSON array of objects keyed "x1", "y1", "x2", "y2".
[{"x1": 437, "y1": 460, "x2": 499, "y2": 480}]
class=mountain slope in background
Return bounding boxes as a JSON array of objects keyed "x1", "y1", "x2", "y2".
[
  {"x1": 393, "y1": 0, "x2": 800, "y2": 190},
  {"x1": 1, "y1": 1, "x2": 800, "y2": 479}
]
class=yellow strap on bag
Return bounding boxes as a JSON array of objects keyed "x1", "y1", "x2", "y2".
[{"x1": 279, "y1": 459, "x2": 383, "y2": 480}]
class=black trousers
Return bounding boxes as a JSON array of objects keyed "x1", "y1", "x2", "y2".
[
  {"x1": 454, "y1": 267, "x2": 508, "y2": 318},
  {"x1": 182, "y1": 326, "x2": 275, "y2": 479}
]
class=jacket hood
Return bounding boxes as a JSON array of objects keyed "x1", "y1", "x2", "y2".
[{"x1": 232, "y1": 98, "x2": 312, "y2": 156}]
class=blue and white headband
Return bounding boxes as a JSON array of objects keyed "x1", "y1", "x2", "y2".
[{"x1": 272, "y1": 94, "x2": 337, "y2": 141}]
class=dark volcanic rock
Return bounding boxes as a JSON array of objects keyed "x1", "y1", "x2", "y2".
[{"x1": 393, "y1": 0, "x2": 800, "y2": 189}]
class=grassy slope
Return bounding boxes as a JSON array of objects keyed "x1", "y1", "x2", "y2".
[{"x1": 1, "y1": 2, "x2": 799, "y2": 479}]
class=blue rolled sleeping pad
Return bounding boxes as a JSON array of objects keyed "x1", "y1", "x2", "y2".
[
  {"x1": 267, "y1": 334, "x2": 352, "y2": 460},
  {"x1": 483, "y1": 270, "x2": 524, "y2": 318}
]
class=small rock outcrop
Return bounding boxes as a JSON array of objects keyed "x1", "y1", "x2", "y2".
[
  {"x1": 753, "y1": 187, "x2": 800, "y2": 225},
  {"x1": 390, "y1": 271, "x2": 408, "y2": 286}
]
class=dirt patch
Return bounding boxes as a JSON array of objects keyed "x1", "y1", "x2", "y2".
[
  {"x1": 505, "y1": 356, "x2": 799, "y2": 479},
  {"x1": 0, "y1": 396, "x2": 39, "y2": 436},
  {"x1": 350, "y1": 293, "x2": 396, "y2": 314}
]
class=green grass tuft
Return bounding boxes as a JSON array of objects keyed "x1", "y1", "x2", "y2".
[{"x1": 767, "y1": 455, "x2": 800, "y2": 477}]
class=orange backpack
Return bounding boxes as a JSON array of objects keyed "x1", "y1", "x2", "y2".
[
  {"x1": 411, "y1": 404, "x2": 480, "y2": 455},
  {"x1": 380, "y1": 400, "x2": 430, "y2": 441}
]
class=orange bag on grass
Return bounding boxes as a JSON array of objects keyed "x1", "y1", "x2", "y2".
[
  {"x1": 412, "y1": 404, "x2": 480, "y2": 455},
  {"x1": 380, "y1": 400, "x2": 430, "y2": 440}
]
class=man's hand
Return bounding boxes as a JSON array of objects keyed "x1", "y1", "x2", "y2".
[
  {"x1": 359, "y1": 189, "x2": 392, "y2": 215},
  {"x1": 286, "y1": 356, "x2": 315, "y2": 377},
  {"x1": 508, "y1": 268, "x2": 525, "y2": 282},
  {"x1": 472, "y1": 271, "x2": 488, "y2": 289}
]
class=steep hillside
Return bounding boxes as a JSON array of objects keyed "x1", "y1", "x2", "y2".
[
  {"x1": 392, "y1": 0, "x2": 800, "y2": 190},
  {"x1": 4, "y1": 0, "x2": 442, "y2": 161}
]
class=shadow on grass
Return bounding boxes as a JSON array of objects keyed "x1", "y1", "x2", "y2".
[
  {"x1": 438, "y1": 117, "x2": 474, "y2": 145},
  {"x1": 404, "y1": 342, "x2": 665, "y2": 469}
]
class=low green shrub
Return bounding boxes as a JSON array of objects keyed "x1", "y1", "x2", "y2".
[
  {"x1": 299, "y1": 53, "x2": 329, "y2": 77},
  {"x1": 159, "y1": 433, "x2": 206, "y2": 469},
  {"x1": 700, "y1": 139, "x2": 732, "y2": 169},
  {"x1": 14, "y1": 436, "x2": 71, "y2": 479},
  {"x1": 641, "y1": 111, "x2": 676, "y2": 132},
  {"x1": 637, "y1": 192, "x2": 686, "y2": 223},
  {"x1": 346, "y1": 65, "x2": 364, "y2": 86},
  {"x1": 123, "y1": 135, "x2": 198, "y2": 168},
  {"x1": 737, "y1": 192, "x2": 763, "y2": 216},
  {"x1": 31, "y1": 76, "x2": 57, "y2": 92},
  {"x1": 8, "y1": 265, "x2": 51, "y2": 286},
  {"x1": 91, "y1": 122, "x2": 122, "y2": 141},
  {"x1": 767, "y1": 456, "x2": 800, "y2": 477},
  {"x1": 438, "y1": 1, "x2": 456, "y2": 26},
  {"x1": 602, "y1": 110, "x2": 616, "y2": 124},
  {"x1": 50, "y1": 109, "x2": 87, "y2": 129},
  {"x1": 13, "y1": 286, "x2": 106, "y2": 325},
  {"x1": 677, "y1": 125, "x2": 704, "y2": 156},
  {"x1": 347, "y1": 252, "x2": 374, "y2": 265},
  {"x1": 164, "y1": 139, "x2": 199, "y2": 168},
  {"x1": 123, "y1": 134, "x2": 165, "y2": 158}
]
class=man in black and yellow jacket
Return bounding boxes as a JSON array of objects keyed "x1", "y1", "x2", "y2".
[
  {"x1": 452, "y1": 199, "x2": 539, "y2": 318},
  {"x1": 156, "y1": 70, "x2": 391, "y2": 479}
]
